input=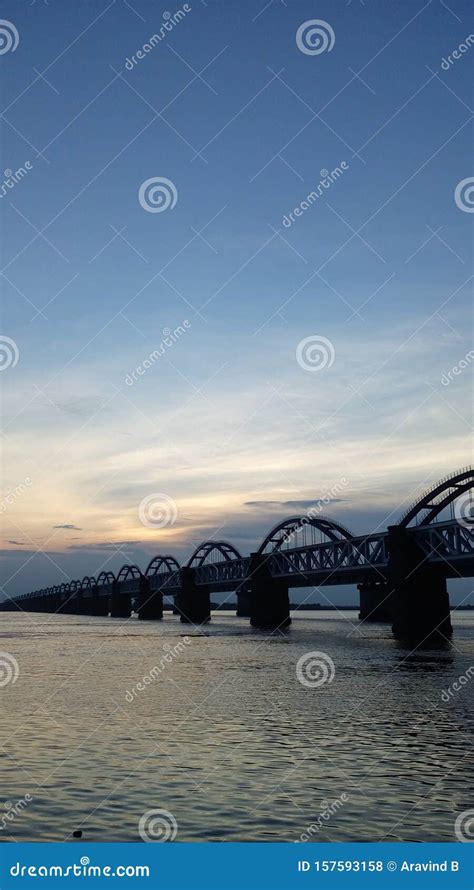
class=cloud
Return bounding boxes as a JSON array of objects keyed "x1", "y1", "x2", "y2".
[
  {"x1": 67, "y1": 541, "x2": 144, "y2": 551},
  {"x1": 244, "y1": 498, "x2": 346, "y2": 510},
  {"x1": 53, "y1": 524, "x2": 82, "y2": 530},
  {"x1": 6, "y1": 540, "x2": 26, "y2": 546}
]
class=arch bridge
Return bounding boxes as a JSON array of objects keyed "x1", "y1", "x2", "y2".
[{"x1": 2, "y1": 467, "x2": 472, "y2": 643}]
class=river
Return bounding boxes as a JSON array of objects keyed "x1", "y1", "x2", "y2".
[{"x1": 0, "y1": 610, "x2": 472, "y2": 842}]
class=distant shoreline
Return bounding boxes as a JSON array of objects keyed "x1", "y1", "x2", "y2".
[{"x1": 159, "y1": 603, "x2": 474, "y2": 612}]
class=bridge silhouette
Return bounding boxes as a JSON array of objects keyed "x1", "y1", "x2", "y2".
[{"x1": 2, "y1": 467, "x2": 473, "y2": 645}]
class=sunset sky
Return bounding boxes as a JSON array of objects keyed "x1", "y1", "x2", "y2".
[{"x1": 1, "y1": 0, "x2": 472, "y2": 602}]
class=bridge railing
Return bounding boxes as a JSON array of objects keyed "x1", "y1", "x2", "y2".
[
  {"x1": 194, "y1": 557, "x2": 250, "y2": 586},
  {"x1": 118, "y1": 578, "x2": 142, "y2": 595},
  {"x1": 269, "y1": 533, "x2": 389, "y2": 580},
  {"x1": 148, "y1": 571, "x2": 181, "y2": 592},
  {"x1": 411, "y1": 520, "x2": 473, "y2": 563}
]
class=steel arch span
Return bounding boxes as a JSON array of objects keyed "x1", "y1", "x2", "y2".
[
  {"x1": 116, "y1": 564, "x2": 142, "y2": 582},
  {"x1": 187, "y1": 541, "x2": 242, "y2": 567},
  {"x1": 258, "y1": 515, "x2": 355, "y2": 554},
  {"x1": 400, "y1": 466, "x2": 473, "y2": 527},
  {"x1": 145, "y1": 555, "x2": 181, "y2": 576},
  {"x1": 97, "y1": 571, "x2": 115, "y2": 586}
]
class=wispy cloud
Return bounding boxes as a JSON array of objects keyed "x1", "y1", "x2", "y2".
[
  {"x1": 244, "y1": 498, "x2": 346, "y2": 510},
  {"x1": 53, "y1": 524, "x2": 82, "y2": 530}
]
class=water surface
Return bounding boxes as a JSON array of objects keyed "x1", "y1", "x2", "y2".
[{"x1": 1, "y1": 610, "x2": 472, "y2": 842}]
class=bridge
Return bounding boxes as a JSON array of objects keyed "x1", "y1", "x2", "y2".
[{"x1": 1, "y1": 468, "x2": 473, "y2": 645}]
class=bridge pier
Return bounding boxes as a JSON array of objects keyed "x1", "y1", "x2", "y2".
[
  {"x1": 358, "y1": 580, "x2": 393, "y2": 622},
  {"x1": 0, "y1": 598, "x2": 18, "y2": 611},
  {"x1": 110, "y1": 581, "x2": 132, "y2": 619},
  {"x1": 175, "y1": 567, "x2": 210, "y2": 625},
  {"x1": 83, "y1": 588, "x2": 109, "y2": 616},
  {"x1": 58, "y1": 596, "x2": 80, "y2": 615},
  {"x1": 236, "y1": 582, "x2": 252, "y2": 617},
  {"x1": 137, "y1": 577, "x2": 163, "y2": 620},
  {"x1": 388, "y1": 525, "x2": 452, "y2": 645},
  {"x1": 248, "y1": 553, "x2": 291, "y2": 629},
  {"x1": 74, "y1": 595, "x2": 90, "y2": 615}
]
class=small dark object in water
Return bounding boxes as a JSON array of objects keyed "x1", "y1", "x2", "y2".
[{"x1": 73, "y1": 830, "x2": 82, "y2": 838}]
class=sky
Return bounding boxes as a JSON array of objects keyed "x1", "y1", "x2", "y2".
[{"x1": 0, "y1": 0, "x2": 472, "y2": 603}]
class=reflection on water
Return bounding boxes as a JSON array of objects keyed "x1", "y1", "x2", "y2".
[{"x1": 0, "y1": 610, "x2": 472, "y2": 842}]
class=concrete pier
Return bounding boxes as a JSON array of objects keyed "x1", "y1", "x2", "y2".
[
  {"x1": 109, "y1": 580, "x2": 132, "y2": 619},
  {"x1": 85, "y1": 589, "x2": 110, "y2": 616},
  {"x1": 175, "y1": 567, "x2": 210, "y2": 625},
  {"x1": 388, "y1": 525, "x2": 452, "y2": 644},
  {"x1": 358, "y1": 580, "x2": 393, "y2": 622},
  {"x1": 248, "y1": 553, "x2": 291, "y2": 629},
  {"x1": 236, "y1": 581, "x2": 252, "y2": 617},
  {"x1": 137, "y1": 577, "x2": 163, "y2": 620}
]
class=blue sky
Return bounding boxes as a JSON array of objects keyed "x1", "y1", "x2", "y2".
[{"x1": 0, "y1": 0, "x2": 472, "y2": 602}]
